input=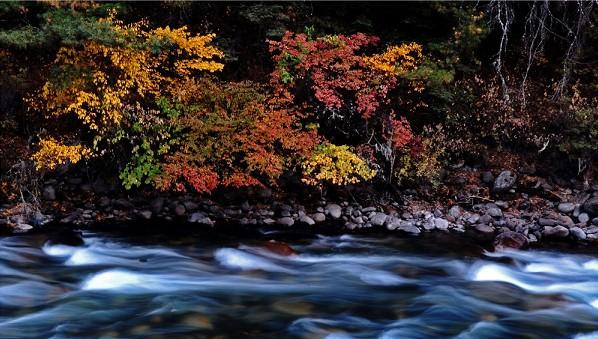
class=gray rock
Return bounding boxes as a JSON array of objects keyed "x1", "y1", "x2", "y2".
[
  {"x1": 138, "y1": 210, "x2": 152, "y2": 220},
  {"x1": 277, "y1": 217, "x2": 294, "y2": 227},
  {"x1": 593, "y1": 217, "x2": 598, "y2": 225},
  {"x1": 475, "y1": 224, "x2": 495, "y2": 234},
  {"x1": 370, "y1": 212, "x2": 388, "y2": 227},
  {"x1": 258, "y1": 188, "x2": 273, "y2": 199},
  {"x1": 174, "y1": 204, "x2": 186, "y2": 216},
  {"x1": 42, "y1": 186, "x2": 56, "y2": 201},
  {"x1": 495, "y1": 201, "x2": 509, "y2": 209},
  {"x1": 487, "y1": 207, "x2": 503, "y2": 218},
  {"x1": 241, "y1": 201, "x2": 251, "y2": 212},
  {"x1": 114, "y1": 199, "x2": 134, "y2": 209},
  {"x1": 538, "y1": 218, "x2": 557, "y2": 226},
  {"x1": 481, "y1": 171, "x2": 494, "y2": 184},
  {"x1": 353, "y1": 216, "x2": 366, "y2": 224},
  {"x1": 448, "y1": 205, "x2": 462, "y2": 219},
  {"x1": 558, "y1": 202, "x2": 576, "y2": 214},
  {"x1": 422, "y1": 219, "x2": 436, "y2": 231},
  {"x1": 493, "y1": 170, "x2": 517, "y2": 192},
  {"x1": 398, "y1": 222, "x2": 420, "y2": 235},
  {"x1": 585, "y1": 226, "x2": 598, "y2": 234},
  {"x1": 385, "y1": 217, "x2": 401, "y2": 231},
  {"x1": 570, "y1": 227, "x2": 587, "y2": 240},
  {"x1": 326, "y1": 204, "x2": 342, "y2": 219},
  {"x1": 543, "y1": 225, "x2": 569, "y2": 238},
  {"x1": 188, "y1": 212, "x2": 207, "y2": 223},
  {"x1": 13, "y1": 223, "x2": 33, "y2": 233},
  {"x1": 479, "y1": 214, "x2": 493, "y2": 224},
  {"x1": 312, "y1": 213, "x2": 326, "y2": 223},
  {"x1": 578, "y1": 213, "x2": 590, "y2": 224},
  {"x1": 299, "y1": 215, "x2": 315, "y2": 226},
  {"x1": 434, "y1": 218, "x2": 449, "y2": 230},
  {"x1": 263, "y1": 218, "x2": 276, "y2": 225},
  {"x1": 583, "y1": 197, "x2": 598, "y2": 215},
  {"x1": 362, "y1": 206, "x2": 377, "y2": 213},
  {"x1": 466, "y1": 214, "x2": 480, "y2": 225}
]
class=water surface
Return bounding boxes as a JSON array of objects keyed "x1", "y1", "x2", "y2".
[{"x1": 1, "y1": 228, "x2": 598, "y2": 338}]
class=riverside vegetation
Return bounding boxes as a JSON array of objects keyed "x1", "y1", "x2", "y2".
[{"x1": 0, "y1": 2, "x2": 597, "y2": 249}]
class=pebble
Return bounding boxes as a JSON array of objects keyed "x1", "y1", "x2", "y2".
[
  {"x1": 493, "y1": 170, "x2": 517, "y2": 192},
  {"x1": 538, "y1": 218, "x2": 557, "y2": 226}
]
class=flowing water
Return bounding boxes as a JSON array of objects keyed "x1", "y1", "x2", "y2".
[{"x1": 2, "y1": 227, "x2": 598, "y2": 338}]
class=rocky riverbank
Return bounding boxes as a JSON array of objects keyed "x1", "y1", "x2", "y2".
[{"x1": 1, "y1": 168, "x2": 598, "y2": 250}]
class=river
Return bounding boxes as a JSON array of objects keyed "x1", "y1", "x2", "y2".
[{"x1": 1, "y1": 227, "x2": 598, "y2": 338}]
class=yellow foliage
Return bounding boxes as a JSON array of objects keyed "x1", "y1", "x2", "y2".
[
  {"x1": 31, "y1": 14, "x2": 224, "y2": 136},
  {"x1": 32, "y1": 138, "x2": 91, "y2": 170},
  {"x1": 301, "y1": 143, "x2": 376, "y2": 186},
  {"x1": 364, "y1": 42, "x2": 423, "y2": 75}
]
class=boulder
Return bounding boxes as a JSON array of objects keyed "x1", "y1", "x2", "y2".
[
  {"x1": 434, "y1": 218, "x2": 449, "y2": 230},
  {"x1": 448, "y1": 205, "x2": 462, "y2": 219},
  {"x1": 299, "y1": 215, "x2": 315, "y2": 226},
  {"x1": 370, "y1": 212, "x2": 388, "y2": 227},
  {"x1": 570, "y1": 227, "x2": 587, "y2": 241},
  {"x1": 493, "y1": 170, "x2": 517, "y2": 193},
  {"x1": 277, "y1": 217, "x2": 295, "y2": 227},
  {"x1": 397, "y1": 222, "x2": 421, "y2": 235},
  {"x1": 542, "y1": 225, "x2": 569, "y2": 238},
  {"x1": 138, "y1": 210, "x2": 152, "y2": 220},
  {"x1": 493, "y1": 231, "x2": 528, "y2": 250},
  {"x1": 312, "y1": 213, "x2": 326, "y2": 223},
  {"x1": 326, "y1": 204, "x2": 342, "y2": 219}
]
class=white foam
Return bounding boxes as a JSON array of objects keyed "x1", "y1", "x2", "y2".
[
  {"x1": 359, "y1": 270, "x2": 406, "y2": 286},
  {"x1": 82, "y1": 270, "x2": 143, "y2": 290},
  {"x1": 471, "y1": 264, "x2": 535, "y2": 290},
  {"x1": 214, "y1": 248, "x2": 292, "y2": 273},
  {"x1": 42, "y1": 244, "x2": 76, "y2": 257}
]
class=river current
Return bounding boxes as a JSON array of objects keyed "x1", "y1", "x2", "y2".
[{"x1": 1, "y1": 228, "x2": 598, "y2": 338}]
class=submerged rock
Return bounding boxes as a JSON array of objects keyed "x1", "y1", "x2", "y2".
[{"x1": 494, "y1": 231, "x2": 528, "y2": 250}]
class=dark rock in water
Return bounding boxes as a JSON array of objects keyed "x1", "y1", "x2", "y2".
[
  {"x1": 494, "y1": 231, "x2": 528, "y2": 250},
  {"x1": 542, "y1": 225, "x2": 569, "y2": 238},
  {"x1": 557, "y1": 202, "x2": 576, "y2": 214},
  {"x1": 49, "y1": 230, "x2": 84, "y2": 246},
  {"x1": 262, "y1": 241, "x2": 296, "y2": 256},
  {"x1": 481, "y1": 171, "x2": 494, "y2": 184},
  {"x1": 582, "y1": 197, "x2": 598, "y2": 215},
  {"x1": 42, "y1": 186, "x2": 56, "y2": 201},
  {"x1": 493, "y1": 171, "x2": 517, "y2": 193}
]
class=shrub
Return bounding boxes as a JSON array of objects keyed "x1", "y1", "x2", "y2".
[{"x1": 301, "y1": 143, "x2": 376, "y2": 186}]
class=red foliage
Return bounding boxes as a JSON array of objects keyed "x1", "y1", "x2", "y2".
[
  {"x1": 268, "y1": 32, "x2": 396, "y2": 120},
  {"x1": 389, "y1": 116, "x2": 414, "y2": 150}
]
